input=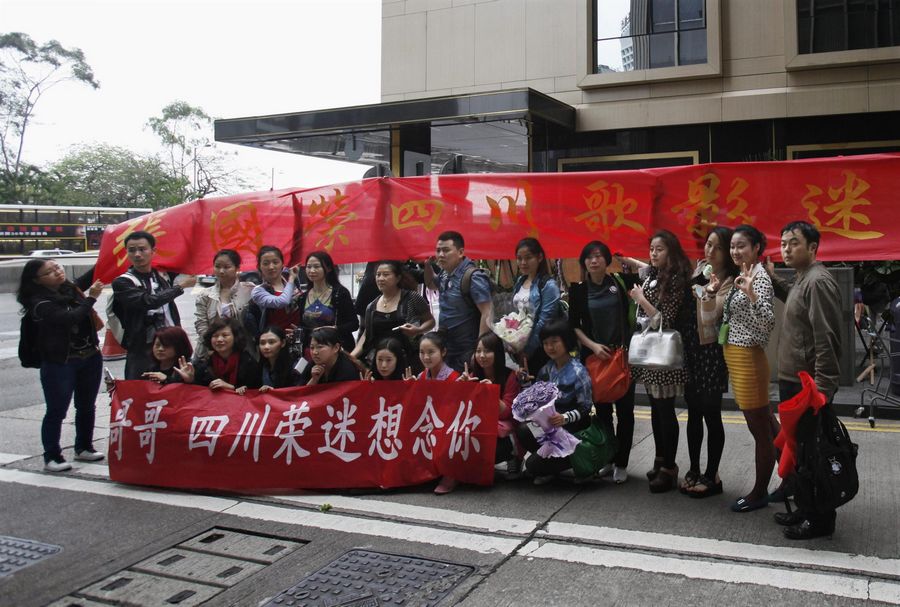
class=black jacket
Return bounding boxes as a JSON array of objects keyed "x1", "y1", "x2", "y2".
[
  {"x1": 297, "y1": 351, "x2": 360, "y2": 385},
  {"x1": 111, "y1": 268, "x2": 183, "y2": 350},
  {"x1": 193, "y1": 350, "x2": 261, "y2": 389},
  {"x1": 568, "y1": 272, "x2": 639, "y2": 358},
  {"x1": 28, "y1": 268, "x2": 99, "y2": 365}
]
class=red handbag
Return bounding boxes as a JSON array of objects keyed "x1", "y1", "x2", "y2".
[{"x1": 585, "y1": 349, "x2": 631, "y2": 403}]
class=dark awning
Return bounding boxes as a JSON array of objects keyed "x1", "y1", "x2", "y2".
[{"x1": 214, "y1": 88, "x2": 575, "y2": 168}]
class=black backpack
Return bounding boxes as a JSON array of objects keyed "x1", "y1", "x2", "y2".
[
  {"x1": 792, "y1": 404, "x2": 859, "y2": 514},
  {"x1": 18, "y1": 311, "x2": 41, "y2": 369}
]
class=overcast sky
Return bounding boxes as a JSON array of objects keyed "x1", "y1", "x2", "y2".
[{"x1": 2, "y1": 0, "x2": 382, "y2": 192}]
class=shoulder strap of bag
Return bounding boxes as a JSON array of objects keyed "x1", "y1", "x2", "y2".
[
  {"x1": 460, "y1": 265, "x2": 478, "y2": 308},
  {"x1": 721, "y1": 285, "x2": 739, "y2": 323}
]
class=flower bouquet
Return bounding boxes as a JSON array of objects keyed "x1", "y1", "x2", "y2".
[
  {"x1": 512, "y1": 382, "x2": 580, "y2": 458},
  {"x1": 491, "y1": 299, "x2": 533, "y2": 353}
]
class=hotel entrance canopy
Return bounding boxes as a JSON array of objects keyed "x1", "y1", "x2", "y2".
[{"x1": 214, "y1": 88, "x2": 575, "y2": 176}]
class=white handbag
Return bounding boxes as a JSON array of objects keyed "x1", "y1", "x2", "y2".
[{"x1": 628, "y1": 320, "x2": 684, "y2": 370}]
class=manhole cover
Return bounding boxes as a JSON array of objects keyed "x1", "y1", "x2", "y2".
[
  {"x1": 262, "y1": 549, "x2": 474, "y2": 607},
  {"x1": 0, "y1": 535, "x2": 61, "y2": 577}
]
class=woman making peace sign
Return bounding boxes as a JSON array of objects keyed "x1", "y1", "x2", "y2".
[{"x1": 721, "y1": 224, "x2": 778, "y2": 514}]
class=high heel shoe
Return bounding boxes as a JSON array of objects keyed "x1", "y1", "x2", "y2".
[
  {"x1": 649, "y1": 465, "x2": 678, "y2": 493},
  {"x1": 687, "y1": 474, "x2": 723, "y2": 499},
  {"x1": 646, "y1": 457, "x2": 663, "y2": 480}
]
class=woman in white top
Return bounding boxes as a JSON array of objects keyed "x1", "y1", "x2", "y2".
[{"x1": 194, "y1": 249, "x2": 254, "y2": 359}]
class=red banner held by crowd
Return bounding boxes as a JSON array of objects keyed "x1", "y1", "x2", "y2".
[
  {"x1": 108, "y1": 380, "x2": 500, "y2": 491},
  {"x1": 96, "y1": 153, "x2": 900, "y2": 282},
  {"x1": 94, "y1": 189, "x2": 305, "y2": 283}
]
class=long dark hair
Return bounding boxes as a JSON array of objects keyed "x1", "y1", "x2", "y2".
[
  {"x1": 16, "y1": 259, "x2": 78, "y2": 312},
  {"x1": 372, "y1": 337, "x2": 407, "y2": 380},
  {"x1": 515, "y1": 237, "x2": 551, "y2": 278},
  {"x1": 306, "y1": 250, "x2": 340, "y2": 289},
  {"x1": 258, "y1": 326, "x2": 294, "y2": 387},
  {"x1": 471, "y1": 332, "x2": 511, "y2": 387},
  {"x1": 650, "y1": 230, "x2": 692, "y2": 303},
  {"x1": 707, "y1": 226, "x2": 739, "y2": 279}
]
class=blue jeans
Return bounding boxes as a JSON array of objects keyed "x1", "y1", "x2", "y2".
[{"x1": 39, "y1": 352, "x2": 103, "y2": 462}]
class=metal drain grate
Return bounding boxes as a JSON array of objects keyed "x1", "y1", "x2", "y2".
[
  {"x1": 0, "y1": 535, "x2": 61, "y2": 577},
  {"x1": 52, "y1": 528, "x2": 305, "y2": 607},
  {"x1": 262, "y1": 549, "x2": 474, "y2": 607}
]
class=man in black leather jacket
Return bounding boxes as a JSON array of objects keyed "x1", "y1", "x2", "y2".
[{"x1": 112, "y1": 230, "x2": 195, "y2": 379}]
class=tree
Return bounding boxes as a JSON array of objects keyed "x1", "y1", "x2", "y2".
[
  {"x1": 0, "y1": 32, "x2": 99, "y2": 199},
  {"x1": 147, "y1": 100, "x2": 249, "y2": 200},
  {"x1": 48, "y1": 144, "x2": 187, "y2": 210}
]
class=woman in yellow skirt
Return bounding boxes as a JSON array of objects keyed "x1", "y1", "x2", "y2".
[{"x1": 721, "y1": 224, "x2": 778, "y2": 513}]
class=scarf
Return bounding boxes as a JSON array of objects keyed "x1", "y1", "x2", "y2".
[{"x1": 212, "y1": 352, "x2": 239, "y2": 385}]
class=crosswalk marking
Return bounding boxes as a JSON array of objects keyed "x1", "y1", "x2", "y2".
[{"x1": 1, "y1": 463, "x2": 898, "y2": 603}]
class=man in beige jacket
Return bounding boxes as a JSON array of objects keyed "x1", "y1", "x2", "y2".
[{"x1": 767, "y1": 220, "x2": 843, "y2": 540}]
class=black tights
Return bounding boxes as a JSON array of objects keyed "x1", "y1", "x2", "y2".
[
  {"x1": 685, "y1": 387, "x2": 725, "y2": 479},
  {"x1": 649, "y1": 395, "x2": 679, "y2": 469},
  {"x1": 743, "y1": 404, "x2": 781, "y2": 500}
]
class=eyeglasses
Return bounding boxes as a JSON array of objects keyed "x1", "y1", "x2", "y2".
[{"x1": 37, "y1": 264, "x2": 63, "y2": 278}]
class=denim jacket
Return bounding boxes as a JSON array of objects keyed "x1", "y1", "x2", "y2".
[{"x1": 513, "y1": 274, "x2": 561, "y2": 356}]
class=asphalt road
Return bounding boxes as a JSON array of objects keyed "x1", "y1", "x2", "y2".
[{"x1": 1, "y1": 290, "x2": 899, "y2": 607}]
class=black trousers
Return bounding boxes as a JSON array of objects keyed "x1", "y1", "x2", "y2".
[
  {"x1": 593, "y1": 380, "x2": 636, "y2": 468},
  {"x1": 515, "y1": 415, "x2": 589, "y2": 477},
  {"x1": 779, "y1": 379, "x2": 837, "y2": 530},
  {"x1": 124, "y1": 345, "x2": 154, "y2": 380}
]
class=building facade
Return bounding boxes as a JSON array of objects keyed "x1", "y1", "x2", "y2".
[{"x1": 216, "y1": 0, "x2": 900, "y2": 176}]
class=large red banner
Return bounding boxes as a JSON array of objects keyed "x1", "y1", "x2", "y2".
[
  {"x1": 96, "y1": 153, "x2": 900, "y2": 281},
  {"x1": 108, "y1": 380, "x2": 500, "y2": 491}
]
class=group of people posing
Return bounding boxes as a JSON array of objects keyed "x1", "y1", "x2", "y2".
[{"x1": 17, "y1": 219, "x2": 843, "y2": 539}]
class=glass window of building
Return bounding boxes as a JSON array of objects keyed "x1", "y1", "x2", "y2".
[
  {"x1": 594, "y1": 0, "x2": 707, "y2": 73},
  {"x1": 797, "y1": 0, "x2": 900, "y2": 54}
]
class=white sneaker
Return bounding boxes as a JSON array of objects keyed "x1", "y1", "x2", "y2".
[
  {"x1": 612, "y1": 466, "x2": 628, "y2": 484},
  {"x1": 74, "y1": 449, "x2": 105, "y2": 462},
  {"x1": 44, "y1": 458, "x2": 72, "y2": 472},
  {"x1": 596, "y1": 463, "x2": 615, "y2": 478}
]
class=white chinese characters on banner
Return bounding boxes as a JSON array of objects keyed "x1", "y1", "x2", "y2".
[
  {"x1": 368, "y1": 397, "x2": 404, "y2": 460},
  {"x1": 188, "y1": 415, "x2": 230, "y2": 456},
  {"x1": 109, "y1": 398, "x2": 133, "y2": 461},
  {"x1": 228, "y1": 404, "x2": 271, "y2": 462},
  {"x1": 410, "y1": 395, "x2": 445, "y2": 461},
  {"x1": 133, "y1": 400, "x2": 168, "y2": 464},
  {"x1": 273, "y1": 402, "x2": 312, "y2": 464},
  {"x1": 447, "y1": 400, "x2": 481, "y2": 461},
  {"x1": 318, "y1": 398, "x2": 361, "y2": 462}
]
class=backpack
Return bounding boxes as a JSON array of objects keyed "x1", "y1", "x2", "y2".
[
  {"x1": 792, "y1": 404, "x2": 859, "y2": 514},
  {"x1": 460, "y1": 265, "x2": 514, "y2": 321},
  {"x1": 106, "y1": 270, "x2": 142, "y2": 345},
  {"x1": 18, "y1": 311, "x2": 41, "y2": 369}
]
